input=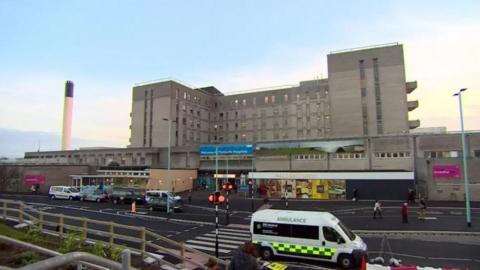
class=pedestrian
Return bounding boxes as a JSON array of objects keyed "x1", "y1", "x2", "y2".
[
  {"x1": 419, "y1": 198, "x2": 427, "y2": 220},
  {"x1": 227, "y1": 241, "x2": 261, "y2": 270},
  {"x1": 204, "y1": 258, "x2": 221, "y2": 270},
  {"x1": 402, "y1": 202, "x2": 408, "y2": 223},
  {"x1": 188, "y1": 189, "x2": 192, "y2": 204},
  {"x1": 353, "y1": 188, "x2": 358, "y2": 202},
  {"x1": 373, "y1": 200, "x2": 382, "y2": 219}
]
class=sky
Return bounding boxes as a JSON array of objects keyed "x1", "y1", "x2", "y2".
[{"x1": 0, "y1": 0, "x2": 479, "y2": 149}]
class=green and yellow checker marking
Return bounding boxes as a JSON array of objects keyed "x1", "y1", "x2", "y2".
[
  {"x1": 254, "y1": 241, "x2": 336, "y2": 258},
  {"x1": 265, "y1": 262, "x2": 288, "y2": 270}
]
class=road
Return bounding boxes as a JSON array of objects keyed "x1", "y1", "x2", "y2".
[{"x1": 1, "y1": 192, "x2": 479, "y2": 269}]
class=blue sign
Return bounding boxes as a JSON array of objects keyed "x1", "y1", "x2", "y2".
[{"x1": 200, "y1": 144, "x2": 253, "y2": 156}]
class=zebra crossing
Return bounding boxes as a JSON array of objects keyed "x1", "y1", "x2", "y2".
[{"x1": 185, "y1": 227, "x2": 251, "y2": 254}]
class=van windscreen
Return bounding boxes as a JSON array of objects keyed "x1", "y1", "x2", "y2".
[{"x1": 338, "y1": 221, "x2": 356, "y2": 241}]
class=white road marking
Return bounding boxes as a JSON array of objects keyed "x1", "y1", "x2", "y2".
[
  {"x1": 185, "y1": 244, "x2": 230, "y2": 253},
  {"x1": 196, "y1": 236, "x2": 244, "y2": 245},
  {"x1": 218, "y1": 228, "x2": 251, "y2": 234},
  {"x1": 186, "y1": 240, "x2": 238, "y2": 249},
  {"x1": 204, "y1": 233, "x2": 249, "y2": 241}
]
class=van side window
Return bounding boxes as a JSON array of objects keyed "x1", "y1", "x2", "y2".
[
  {"x1": 253, "y1": 222, "x2": 319, "y2": 240},
  {"x1": 322, "y1": 226, "x2": 341, "y2": 243}
]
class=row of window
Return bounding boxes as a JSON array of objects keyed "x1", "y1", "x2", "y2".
[
  {"x1": 424, "y1": 151, "x2": 461, "y2": 159},
  {"x1": 374, "y1": 152, "x2": 411, "y2": 158}
]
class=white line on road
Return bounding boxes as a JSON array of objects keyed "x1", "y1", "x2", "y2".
[
  {"x1": 185, "y1": 244, "x2": 230, "y2": 253},
  {"x1": 196, "y1": 236, "x2": 244, "y2": 245},
  {"x1": 186, "y1": 240, "x2": 238, "y2": 249},
  {"x1": 204, "y1": 233, "x2": 250, "y2": 241}
]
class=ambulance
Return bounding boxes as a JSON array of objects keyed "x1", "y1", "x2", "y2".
[{"x1": 251, "y1": 209, "x2": 367, "y2": 269}]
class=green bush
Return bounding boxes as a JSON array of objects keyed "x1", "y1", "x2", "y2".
[
  {"x1": 91, "y1": 241, "x2": 106, "y2": 258},
  {"x1": 109, "y1": 245, "x2": 125, "y2": 262},
  {"x1": 58, "y1": 231, "x2": 82, "y2": 253},
  {"x1": 9, "y1": 251, "x2": 42, "y2": 266}
]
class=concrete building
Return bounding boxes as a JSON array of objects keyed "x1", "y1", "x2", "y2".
[{"x1": 128, "y1": 43, "x2": 418, "y2": 148}]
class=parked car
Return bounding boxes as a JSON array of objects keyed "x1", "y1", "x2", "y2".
[
  {"x1": 110, "y1": 188, "x2": 145, "y2": 205},
  {"x1": 145, "y1": 190, "x2": 183, "y2": 212},
  {"x1": 80, "y1": 190, "x2": 108, "y2": 202},
  {"x1": 49, "y1": 186, "x2": 81, "y2": 200}
]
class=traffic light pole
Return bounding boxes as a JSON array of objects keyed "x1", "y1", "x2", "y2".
[
  {"x1": 225, "y1": 190, "x2": 230, "y2": 225},
  {"x1": 215, "y1": 203, "x2": 219, "y2": 257}
]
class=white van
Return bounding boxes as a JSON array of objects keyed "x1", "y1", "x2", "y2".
[
  {"x1": 145, "y1": 190, "x2": 183, "y2": 211},
  {"x1": 251, "y1": 209, "x2": 367, "y2": 269},
  {"x1": 48, "y1": 186, "x2": 81, "y2": 200}
]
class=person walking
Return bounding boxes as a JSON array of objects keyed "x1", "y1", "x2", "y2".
[
  {"x1": 227, "y1": 241, "x2": 261, "y2": 270},
  {"x1": 353, "y1": 188, "x2": 358, "y2": 202},
  {"x1": 373, "y1": 200, "x2": 382, "y2": 219},
  {"x1": 419, "y1": 198, "x2": 427, "y2": 220},
  {"x1": 402, "y1": 202, "x2": 408, "y2": 223}
]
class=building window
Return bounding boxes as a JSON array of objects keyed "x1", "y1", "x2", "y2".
[
  {"x1": 359, "y1": 59, "x2": 365, "y2": 80},
  {"x1": 183, "y1": 92, "x2": 187, "y2": 99},
  {"x1": 284, "y1": 94, "x2": 288, "y2": 102},
  {"x1": 253, "y1": 97, "x2": 256, "y2": 105},
  {"x1": 242, "y1": 99, "x2": 246, "y2": 106},
  {"x1": 235, "y1": 99, "x2": 239, "y2": 106},
  {"x1": 271, "y1": 95, "x2": 275, "y2": 104},
  {"x1": 265, "y1": 96, "x2": 269, "y2": 104},
  {"x1": 296, "y1": 94, "x2": 300, "y2": 101}
]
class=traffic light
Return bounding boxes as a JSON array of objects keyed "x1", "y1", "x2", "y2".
[
  {"x1": 208, "y1": 191, "x2": 226, "y2": 204},
  {"x1": 222, "y1": 183, "x2": 233, "y2": 191}
]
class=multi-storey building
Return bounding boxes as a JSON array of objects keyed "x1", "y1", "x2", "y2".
[{"x1": 128, "y1": 43, "x2": 419, "y2": 148}]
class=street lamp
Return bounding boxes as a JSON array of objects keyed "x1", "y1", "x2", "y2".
[
  {"x1": 453, "y1": 88, "x2": 471, "y2": 227},
  {"x1": 163, "y1": 118, "x2": 177, "y2": 215}
]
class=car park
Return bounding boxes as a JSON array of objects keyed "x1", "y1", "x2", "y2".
[{"x1": 48, "y1": 186, "x2": 81, "y2": 200}]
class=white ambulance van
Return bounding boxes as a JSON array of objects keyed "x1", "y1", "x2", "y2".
[{"x1": 251, "y1": 209, "x2": 367, "y2": 269}]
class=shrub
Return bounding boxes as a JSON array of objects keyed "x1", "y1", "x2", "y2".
[
  {"x1": 109, "y1": 245, "x2": 125, "y2": 262},
  {"x1": 91, "y1": 241, "x2": 106, "y2": 258},
  {"x1": 58, "y1": 231, "x2": 82, "y2": 254},
  {"x1": 9, "y1": 251, "x2": 42, "y2": 266}
]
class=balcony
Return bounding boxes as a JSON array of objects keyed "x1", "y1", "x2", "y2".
[
  {"x1": 409, "y1": 119, "x2": 420, "y2": 129},
  {"x1": 407, "y1": 100, "x2": 419, "y2": 111},
  {"x1": 406, "y1": 81, "x2": 417, "y2": 94}
]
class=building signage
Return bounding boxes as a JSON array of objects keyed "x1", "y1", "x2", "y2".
[
  {"x1": 432, "y1": 165, "x2": 460, "y2": 179},
  {"x1": 23, "y1": 175, "x2": 46, "y2": 185},
  {"x1": 199, "y1": 144, "x2": 253, "y2": 156},
  {"x1": 277, "y1": 217, "x2": 306, "y2": 223}
]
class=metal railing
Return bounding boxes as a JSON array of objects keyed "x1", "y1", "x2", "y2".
[
  {"x1": 0, "y1": 235, "x2": 133, "y2": 270},
  {"x1": 0, "y1": 199, "x2": 228, "y2": 269}
]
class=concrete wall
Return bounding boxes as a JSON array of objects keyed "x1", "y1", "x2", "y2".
[
  {"x1": 346, "y1": 180, "x2": 414, "y2": 200},
  {"x1": 147, "y1": 169, "x2": 197, "y2": 192},
  {"x1": 0, "y1": 165, "x2": 92, "y2": 193}
]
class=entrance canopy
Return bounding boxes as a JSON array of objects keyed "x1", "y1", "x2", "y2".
[{"x1": 248, "y1": 171, "x2": 414, "y2": 180}]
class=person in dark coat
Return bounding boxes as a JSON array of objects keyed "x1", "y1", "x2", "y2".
[
  {"x1": 353, "y1": 188, "x2": 358, "y2": 201},
  {"x1": 402, "y1": 202, "x2": 408, "y2": 223},
  {"x1": 227, "y1": 241, "x2": 261, "y2": 270}
]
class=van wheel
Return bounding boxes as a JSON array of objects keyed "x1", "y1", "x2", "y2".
[
  {"x1": 96, "y1": 198, "x2": 101, "y2": 203},
  {"x1": 260, "y1": 247, "x2": 274, "y2": 260},
  {"x1": 69, "y1": 196, "x2": 73, "y2": 200},
  {"x1": 338, "y1": 254, "x2": 354, "y2": 269},
  {"x1": 51, "y1": 195, "x2": 56, "y2": 200}
]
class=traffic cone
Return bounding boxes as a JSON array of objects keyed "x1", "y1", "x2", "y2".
[
  {"x1": 360, "y1": 255, "x2": 366, "y2": 270},
  {"x1": 131, "y1": 201, "x2": 136, "y2": 213}
]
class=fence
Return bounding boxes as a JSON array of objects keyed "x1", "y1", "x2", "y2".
[{"x1": 0, "y1": 199, "x2": 228, "y2": 269}]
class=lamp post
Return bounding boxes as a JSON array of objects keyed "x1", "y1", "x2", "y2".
[
  {"x1": 453, "y1": 88, "x2": 471, "y2": 227},
  {"x1": 163, "y1": 118, "x2": 176, "y2": 215},
  {"x1": 215, "y1": 145, "x2": 219, "y2": 257}
]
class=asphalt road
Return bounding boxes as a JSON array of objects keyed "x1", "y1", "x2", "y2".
[{"x1": 1, "y1": 192, "x2": 479, "y2": 269}]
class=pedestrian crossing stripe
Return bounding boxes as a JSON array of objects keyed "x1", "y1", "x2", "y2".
[
  {"x1": 184, "y1": 228, "x2": 250, "y2": 255},
  {"x1": 204, "y1": 233, "x2": 249, "y2": 241},
  {"x1": 196, "y1": 236, "x2": 244, "y2": 245},
  {"x1": 186, "y1": 240, "x2": 238, "y2": 249}
]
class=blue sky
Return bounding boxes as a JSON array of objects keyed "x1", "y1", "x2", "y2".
[{"x1": 1, "y1": 0, "x2": 479, "y2": 148}]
